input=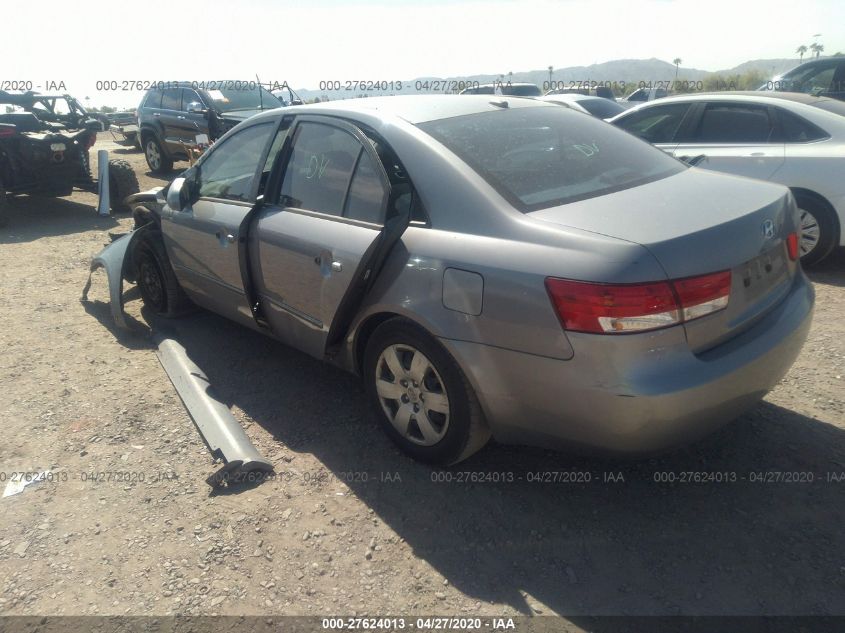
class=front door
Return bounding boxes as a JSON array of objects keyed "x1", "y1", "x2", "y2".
[{"x1": 163, "y1": 120, "x2": 278, "y2": 324}]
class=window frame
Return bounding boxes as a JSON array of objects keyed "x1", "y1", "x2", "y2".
[
  {"x1": 193, "y1": 119, "x2": 279, "y2": 205},
  {"x1": 269, "y1": 115, "x2": 391, "y2": 227},
  {"x1": 160, "y1": 88, "x2": 182, "y2": 112},
  {"x1": 684, "y1": 101, "x2": 778, "y2": 145},
  {"x1": 615, "y1": 102, "x2": 695, "y2": 144}
]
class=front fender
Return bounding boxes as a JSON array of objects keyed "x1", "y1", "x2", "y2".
[{"x1": 81, "y1": 226, "x2": 152, "y2": 330}]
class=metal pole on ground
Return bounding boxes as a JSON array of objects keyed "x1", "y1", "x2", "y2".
[{"x1": 97, "y1": 149, "x2": 110, "y2": 217}]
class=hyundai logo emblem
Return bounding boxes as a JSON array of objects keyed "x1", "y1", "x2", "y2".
[{"x1": 761, "y1": 219, "x2": 775, "y2": 239}]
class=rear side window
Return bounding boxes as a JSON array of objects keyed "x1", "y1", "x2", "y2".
[
  {"x1": 614, "y1": 103, "x2": 691, "y2": 143},
  {"x1": 143, "y1": 90, "x2": 162, "y2": 108},
  {"x1": 344, "y1": 151, "x2": 387, "y2": 223},
  {"x1": 694, "y1": 103, "x2": 773, "y2": 143},
  {"x1": 776, "y1": 108, "x2": 829, "y2": 142},
  {"x1": 419, "y1": 107, "x2": 685, "y2": 212},
  {"x1": 161, "y1": 89, "x2": 181, "y2": 111},
  {"x1": 279, "y1": 122, "x2": 362, "y2": 217}
]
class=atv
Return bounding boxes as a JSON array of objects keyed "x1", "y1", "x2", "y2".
[{"x1": 0, "y1": 90, "x2": 139, "y2": 227}]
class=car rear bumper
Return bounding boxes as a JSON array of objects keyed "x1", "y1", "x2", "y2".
[{"x1": 441, "y1": 272, "x2": 814, "y2": 455}]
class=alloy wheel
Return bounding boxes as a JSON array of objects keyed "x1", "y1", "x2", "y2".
[
  {"x1": 798, "y1": 207, "x2": 821, "y2": 258},
  {"x1": 374, "y1": 344, "x2": 450, "y2": 446},
  {"x1": 146, "y1": 141, "x2": 161, "y2": 171}
]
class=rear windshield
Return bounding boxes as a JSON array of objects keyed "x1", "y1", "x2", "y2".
[
  {"x1": 418, "y1": 106, "x2": 685, "y2": 212},
  {"x1": 576, "y1": 97, "x2": 625, "y2": 119}
]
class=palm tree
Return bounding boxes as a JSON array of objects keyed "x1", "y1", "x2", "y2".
[
  {"x1": 673, "y1": 58, "x2": 682, "y2": 81},
  {"x1": 810, "y1": 42, "x2": 824, "y2": 58},
  {"x1": 796, "y1": 45, "x2": 808, "y2": 61}
]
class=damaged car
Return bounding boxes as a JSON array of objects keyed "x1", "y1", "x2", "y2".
[
  {"x1": 0, "y1": 90, "x2": 139, "y2": 226},
  {"x1": 96, "y1": 95, "x2": 813, "y2": 465}
]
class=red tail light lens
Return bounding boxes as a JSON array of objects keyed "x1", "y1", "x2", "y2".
[
  {"x1": 672, "y1": 270, "x2": 731, "y2": 321},
  {"x1": 0, "y1": 127, "x2": 16, "y2": 138},
  {"x1": 786, "y1": 232, "x2": 799, "y2": 261},
  {"x1": 546, "y1": 270, "x2": 731, "y2": 334}
]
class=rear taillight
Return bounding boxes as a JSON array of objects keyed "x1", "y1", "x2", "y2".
[
  {"x1": 0, "y1": 127, "x2": 16, "y2": 138},
  {"x1": 786, "y1": 232, "x2": 799, "y2": 261},
  {"x1": 546, "y1": 270, "x2": 731, "y2": 335}
]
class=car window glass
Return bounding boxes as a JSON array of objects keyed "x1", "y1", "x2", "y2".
[
  {"x1": 793, "y1": 66, "x2": 836, "y2": 94},
  {"x1": 777, "y1": 108, "x2": 828, "y2": 142},
  {"x1": 198, "y1": 122, "x2": 273, "y2": 202},
  {"x1": 420, "y1": 107, "x2": 685, "y2": 212},
  {"x1": 694, "y1": 104, "x2": 773, "y2": 143},
  {"x1": 615, "y1": 103, "x2": 690, "y2": 143},
  {"x1": 161, "y1": 89, "x2": 181, "y2": 111},
  {"x1": 279, "y1": 122, "x2": 362, "y2": 216},
  {"x1": 144, "y1": 90, "x2": 163, "y2": 108},
  {"x1": 344, "y1": 151, "x2": 387, "y2": 223},
  {"x1": 577, "y1": 97, "x2": 625, "y2": 119},
  {"x1": 181, "y1": 89, "x2": 203, "y2": 112}
]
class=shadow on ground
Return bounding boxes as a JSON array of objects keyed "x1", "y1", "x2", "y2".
[
  {"x1": 806, "y1": 246, "x2": 845, "y2": 288},
  {"x1": 0, "y1": 196, "x2": 122, "y2": 244},
  {"x1": 135, "y1": 308, "x2": 845, "y2": 618}
]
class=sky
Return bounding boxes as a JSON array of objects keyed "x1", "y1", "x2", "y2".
[{"x1": 1, "y1": 0, "x2": 842, "y2": 108}]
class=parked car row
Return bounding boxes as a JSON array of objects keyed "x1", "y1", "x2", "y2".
[
  {"x1": 610, "y1": 91, "x2": 845, "y2": 265},
  {"x1": 94, "y1": 94, "x2": 816, "y2": 466}
]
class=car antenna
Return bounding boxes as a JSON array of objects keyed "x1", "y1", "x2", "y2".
[{"x1": 256, "y1": 73, "x2": 264, "y2": 110}]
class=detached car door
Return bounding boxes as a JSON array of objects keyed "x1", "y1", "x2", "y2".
[
  {"x1": 162, "y1": 120, "x2": 277, "y2": 324},
  {"x1": 671, "y1": 101, "x2": 785, "y2": 181},
  {"x1": 251, "y1": 116, "x2": 405, "y2": 359}
]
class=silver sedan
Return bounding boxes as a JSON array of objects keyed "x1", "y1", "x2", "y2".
[
  {"x1": 125, "y1": 95, "x2": 813, "y2": 464},
  {"x1": 609, "y1": 91, "x2": 845, "y2": 264}
]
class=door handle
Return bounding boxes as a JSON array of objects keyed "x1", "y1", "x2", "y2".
[
  {"x1": 177, "y1": 115, "x2": 186, "y2": 120},
  {"x1": 215, "y1": 230, "x2": 236, "y2": 244},
  {"x1": 153, "y1": 112, "x2": 161, "y2": 117},
  {"x1": 331, "y1": 261, "x2": 343, "y2": 272}
]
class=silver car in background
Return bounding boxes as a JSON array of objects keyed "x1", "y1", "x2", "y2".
[
  {"x1": 127, "y1": 95, "x2": 813, "y2": 464},
  {"x1": 536, "y1": 94, "x2": 626, "y2": 119},
  {"x1": 610, "y1": 91, "x2": 845, "y2": 264}
]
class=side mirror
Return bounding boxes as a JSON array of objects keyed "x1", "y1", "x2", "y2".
[
  {"x1": 167, "y1": 177, "x2": 187, "y2": 212},
  {"x1": 290, "y1": 99, "x2": 303, "y2": 106},
  {"x1": 186, "y1": 102, "x2": 208, "y2": 116}
]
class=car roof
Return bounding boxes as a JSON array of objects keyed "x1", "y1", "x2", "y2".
[
  {"x1": 252, "y1": 94, "x2": 549, "y2": 124},
  {"x1": 537, "y1": 93, "x2": 594, "y2": 103},
  {"x1": 625, "y1": 91, "x2": 835, "y2": 106}
]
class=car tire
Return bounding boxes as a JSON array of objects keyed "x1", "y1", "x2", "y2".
[
  {"x1": 133, "y1": 233, "x2": 192, "y2": 317},
  {"x1": 108, "y1": 159, "x2": 140, "y2": 214},
  {"x1": 794, "y1": 192, "x2": 838, "y2": 266},
  {"x1": 144, "y1": 135, "x2": 173, "y2": 174},
  {"x1": 363, "y1": 318, "x2": 491, "y2": 465}
]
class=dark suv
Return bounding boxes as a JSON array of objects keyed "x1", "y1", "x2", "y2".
[
  {"x1": 762, "y1": 57, "x2": 845, "y2": 101},
  {"x1": 137, "y1": 81, "x2": 284, "y2": 173}
]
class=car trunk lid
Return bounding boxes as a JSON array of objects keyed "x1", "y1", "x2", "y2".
[{"x1": 529, "y1": 169, "x2": 800, "y2": 352}]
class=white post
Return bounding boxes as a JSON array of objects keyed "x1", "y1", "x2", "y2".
[{"x1": 97, "y1": 149, "x2": 110, "y2": 217}]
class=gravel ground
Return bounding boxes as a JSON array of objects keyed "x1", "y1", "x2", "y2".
[{"x1": 1, "y1": 133, "x2": 844, "y2": 624}]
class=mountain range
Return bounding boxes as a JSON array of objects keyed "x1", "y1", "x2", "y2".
[{"x1": 291, "y1": 57, "x2": 815, "y2": 101}]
